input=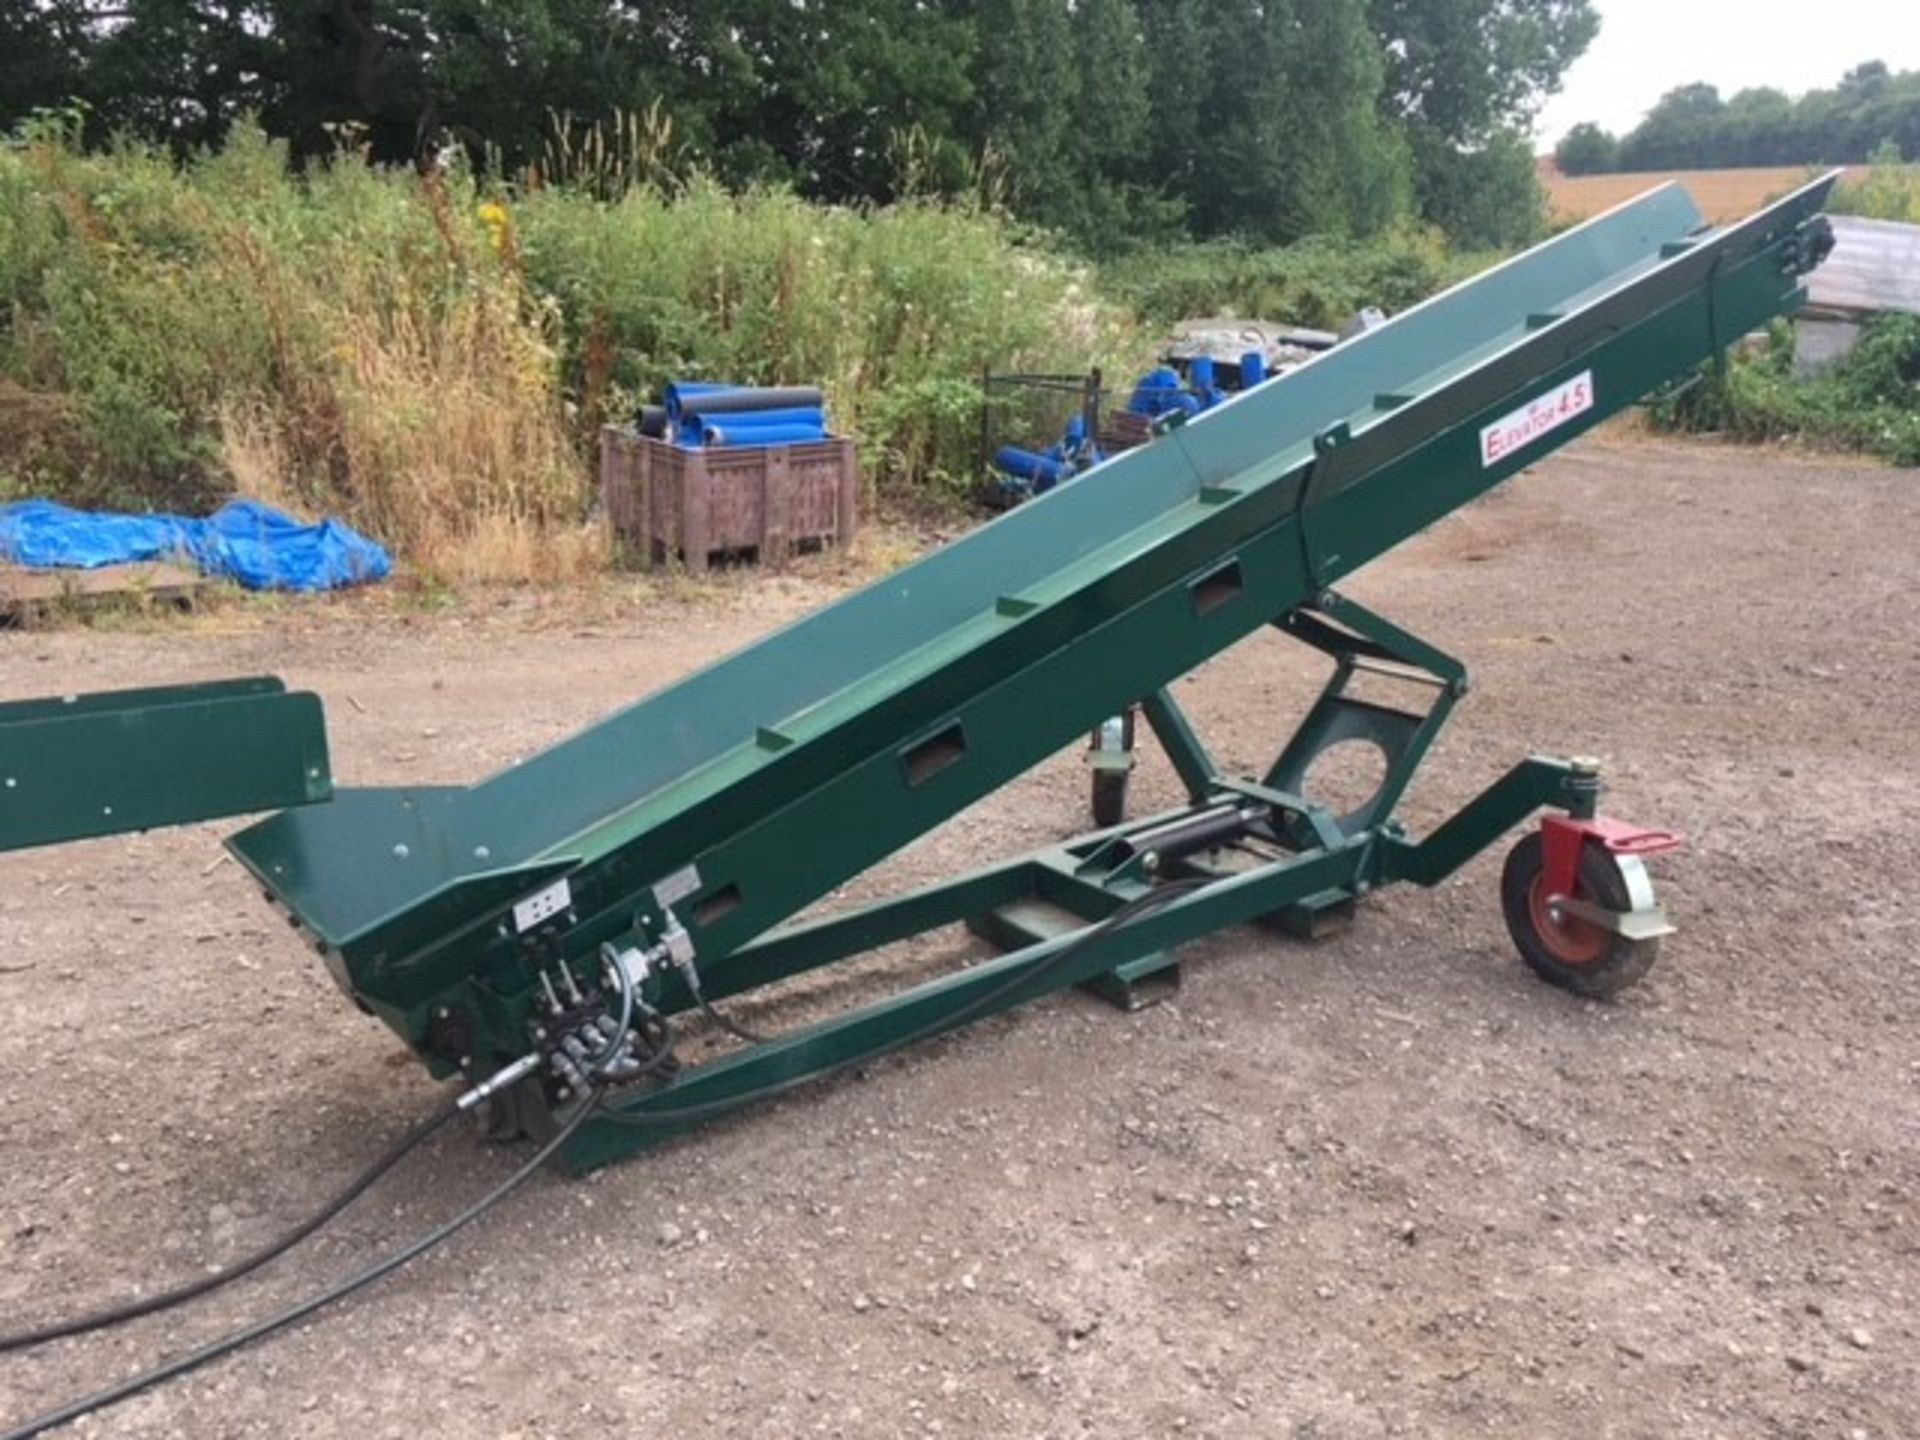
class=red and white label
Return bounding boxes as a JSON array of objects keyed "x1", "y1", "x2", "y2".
[{"x1": 1479, "y1": 371, "x2": 1594, "y2": 467}]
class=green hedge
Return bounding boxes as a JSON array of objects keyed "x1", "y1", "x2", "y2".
[{"x1": 1653, "y1": 315, "x2": 1920, "y2": 467}]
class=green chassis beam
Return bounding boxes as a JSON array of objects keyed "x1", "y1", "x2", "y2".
[
  {"x1": 0, "y1": 677, "x2": 331, "y2": 853},
  {"x1": 561, "y1": 751, "x2": 1592, "y2": 1170},
  {"x1": 222, "y1": 176, "x2": 1837, "y2": 1168}
]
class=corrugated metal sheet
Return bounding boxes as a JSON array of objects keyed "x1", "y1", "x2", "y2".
[{"x1": 1806, "y1": 215, "x2": 1920, "y2": 317}]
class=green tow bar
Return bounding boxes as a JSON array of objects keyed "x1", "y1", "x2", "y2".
[{"x1": 207, "y1": 176, "x2": 1833, "y2": 1171}]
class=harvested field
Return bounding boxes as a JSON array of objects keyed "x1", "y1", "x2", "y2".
[
  {"x1": 1, "y1": 432, "x2": 1916, "y2": 1438},
  {"x1": 1544, "y1": 164, "x2": 1870, "y2": 224}
]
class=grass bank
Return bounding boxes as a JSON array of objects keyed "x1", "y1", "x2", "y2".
[
  {"x1": 19, "y1": 121, "x2": 1899, "y2": 582},
  {"x1": 1099, "y1": 224, "x2": 1481, "y2": 330},
  {"x1": 0, "y1": 120, "x2": 1141, "y2": 578}
]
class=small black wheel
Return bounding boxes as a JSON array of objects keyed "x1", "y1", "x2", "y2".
[
  {"x1": 1091, "y1": 767, "x2": 1129, "y2": 828},
  {"x1": 1500, "y1": 831, "x2": 1658, "y2": 999}
]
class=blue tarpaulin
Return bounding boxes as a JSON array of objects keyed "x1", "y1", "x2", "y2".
[{"x1": 0, "y1": 498, "x2": 391, "y2": 592}]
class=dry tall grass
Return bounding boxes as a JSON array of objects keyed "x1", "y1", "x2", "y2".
[
  {"x1": 1, "y1": 123, "x2": 594, "y2": 578},
  {"x1": 1, "y1": 119, "x2": 1140, "y2": 577}
]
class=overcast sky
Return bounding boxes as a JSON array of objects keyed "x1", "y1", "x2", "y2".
[{"x1": 1533, "y1": 0, "x2": 1920, "y2": 144}]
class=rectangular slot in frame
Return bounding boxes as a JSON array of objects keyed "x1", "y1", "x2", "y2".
[
  {"x1": 901, "y1": 721, "x2": 968, "y2": 786},
  {"x1": 1190, "y1": 559, "x2": 1244, "y2": 617},
  {"x1": 693, "y1": 883, "x2": 742, "y2": 928}
]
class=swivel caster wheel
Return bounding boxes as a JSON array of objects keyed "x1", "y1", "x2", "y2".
[{"x1": 1500, "y1": 831, "x2": 1660, "y2": 999}]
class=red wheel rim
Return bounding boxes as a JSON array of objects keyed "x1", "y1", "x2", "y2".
[{"x1": 1528, "y1": 871, "x2": 1608, "y2": 965}]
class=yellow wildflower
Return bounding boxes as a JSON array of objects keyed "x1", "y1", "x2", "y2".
[{"x1": 477, "y1": 201, "x2": 510, "y2": 252}]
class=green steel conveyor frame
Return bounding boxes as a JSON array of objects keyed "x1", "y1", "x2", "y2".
[
  {"x1": 0, "y1": 678, "x2": 330, "y2": 854},
  {"x1": 210, "y1": 176, "x2": 1834, "y2": 1170}
]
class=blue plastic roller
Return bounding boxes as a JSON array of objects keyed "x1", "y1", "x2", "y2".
[
  {"x1": 994, "y1": 445, "x2": 1068, "y2": 492},
  {"x1": 683, "y1": 405, "x2": 826, "y2": 432},
  {"x1": 702, "y1": 422, "x2": 829, "y2": 447}
]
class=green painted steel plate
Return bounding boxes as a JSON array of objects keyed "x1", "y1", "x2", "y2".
[{"x1": 0, "y1": 677, "x2": 331, "y2": 852}]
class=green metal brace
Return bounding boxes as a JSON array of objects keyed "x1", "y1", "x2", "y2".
[
  {"x1": 1264, "y1": 591, "x2": 1465, "y2": 838},
  {"x1": 567, "y1": 749, "x2": 1607, "y2": 1169}
]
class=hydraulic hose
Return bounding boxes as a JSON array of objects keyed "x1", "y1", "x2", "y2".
[
  {"x1": 692, "y1": 986, "x2": 771, "y2": 1044},
  {"x1": 683, "y1": 959, "x2": 772, "y2": 1046},
  {"x1": 0, "y1": 1094, "x2": 598, "y2": 1440},
  {"x1": 0, "y1": 1098, "x2": 460, "y2": 1355},
  {"x1": 586, "y1": 943, "x2": 637, "y2": 1075},
  {"x1": 0, "y1": 881, "x2": 1209, "y2": 1434}
]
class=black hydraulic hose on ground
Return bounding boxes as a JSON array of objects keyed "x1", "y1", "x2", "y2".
[
  {"x1": 1, "y1": 880, "x2": 1211, "y2": 1435},
  {"x1": 599, "y1": 878, "x2": 1211, "y2": 1131},
  {"x1": 0, "y1": 1095, "x2": 599, "y2": 1440},
  {"x1": 0, "y1": 1099, "x2": 461, "y2": 1356}
]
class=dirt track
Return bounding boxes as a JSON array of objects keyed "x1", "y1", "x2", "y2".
[{"x1": 2, "y1": 432, "x2": 1916, "y2": 1438}]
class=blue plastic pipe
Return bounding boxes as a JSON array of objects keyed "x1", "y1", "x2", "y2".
[
  {"x1": 1187, "y1": 355, "x2": 1228, "y2": 410},
  {"x1": 994, "y1": 445, "x2": 1067, "y2": 491},
  {"x1": 1128, "y1": 367, "x2": 1185, "y2": 417},
  {"x1": 701, "y1": 422, "x2": 829, "y2": 447},
  {"x1": 682, "y1": 405, "x2": 827, "y2": 433}
]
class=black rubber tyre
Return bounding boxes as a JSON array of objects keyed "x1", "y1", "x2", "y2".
[
  {"x1": 1500, "y1": 831, "x2": 1658, "y2": 999},
  {"x1": 1091, "y1": 767, "x2": 1129, "y2": 828}
]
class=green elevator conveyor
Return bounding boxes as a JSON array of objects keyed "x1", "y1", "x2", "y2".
[{"x1": 225, "y1": 175, "x2": 1836, "y2": 1167}]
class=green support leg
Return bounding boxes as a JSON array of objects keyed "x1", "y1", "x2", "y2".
[
  {"x1": 697, "y1": 857, "x2": 1038, "y2": 1008},
  {"x1": 1139, "y1": 686, "x2": 1219, "y2": 805}
]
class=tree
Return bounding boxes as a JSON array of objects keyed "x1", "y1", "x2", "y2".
[
  {"x1": 1369, "y1": 0, "x2": 1598, "y2": 141},
  {"x1": 1140, "y1": 0, "x2": 1408, "y2": 243},
  {"x1": 1554, "y1": 122, "x2": 1616, "y2": 175},
  {"x1": 1826, "y1": 60, "x2": 1911, "y2": 161},
  {"x1": 707, "y1": 0, "x2": 976, "y2": 201},
  {"x1": 1719, "y1": 87, "x2": 1794, "y2": 167},
  {"x1": 1367, "y1": 1, "x2": 1596, "y2": 238},
  {"x1": 0, "y1": 2, "x2": 91, "y2": 132},
  {"x1": 1563, "y1": 61, "x2": 1920, "y2": 173},
  {"x1": 957, "y1": 0, "x2": 1079, "y2": 212},
  {"x1": 1134, "y1": 0, "x2": 1213, "y2": 222},
  {"x1": 7, "y1": 0, "x2": 1627, "y2": 252},
  {"x1": 1283, "y1": 0, "x2": 1413, "y2": 238},
  {"x1": 1422, "y1": 130, "x2": 1543, "y2": 248},
  {"x1": 1059, "y1": 0, "x2": 1166, "y2": 244},
  {"x1": 27, "y1": 1, "x2": 281, "y2": 153},
  {"x1": 1617, "y1": 82, "x2": 1724, "y2": 170}
]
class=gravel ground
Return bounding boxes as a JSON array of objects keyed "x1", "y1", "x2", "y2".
[{"x1": 1, "y1": 432, "x2": 1915, "y2": 1439}]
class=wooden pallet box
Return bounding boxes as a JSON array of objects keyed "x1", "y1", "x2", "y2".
[{"x1": 600, "y1": 427, "x2": 859, "y2": 573}]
